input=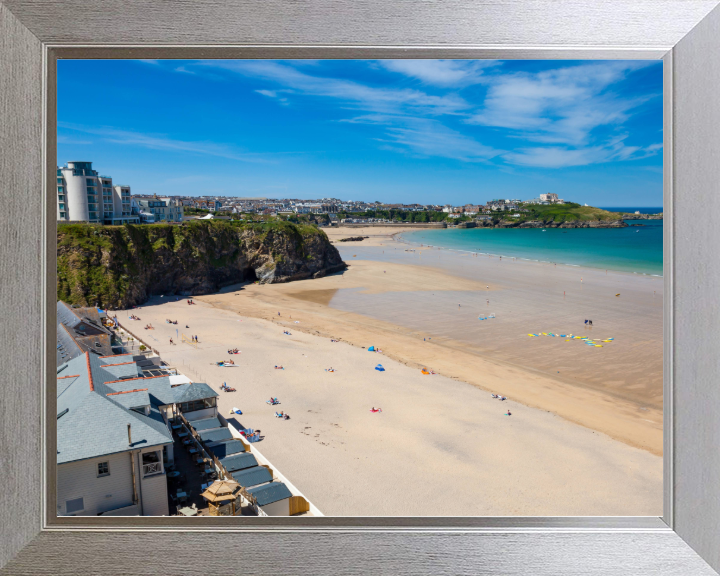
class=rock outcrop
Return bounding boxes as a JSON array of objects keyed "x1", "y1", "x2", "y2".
[
  {"x1": 475, "y1": 219, "x2": 628, "y2": 229},
  {"x1": 57, "y1": 220, "x2": 346, "y2": 309}
]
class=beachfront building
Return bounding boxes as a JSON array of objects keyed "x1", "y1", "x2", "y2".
[
  {"x1": 57, "y1": 301, "x2": 117, "y2": 367},
  {"x1": 56, "y1": 352, "x2": 219, "y2": 516},
  {"x1": 57, "y1": 161, "x2": 140, "y2": 224},
  {"x1": 134, "y1": 195, "x2": 184, "y2": 223}
]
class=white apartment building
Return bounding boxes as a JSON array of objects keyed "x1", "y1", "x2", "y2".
[
  {"x1": 57, "y1": 161, "x2": 139, "y2": 225},
  {"x1": 133, "y1": 196, "x2": 184, "y2": 223}
]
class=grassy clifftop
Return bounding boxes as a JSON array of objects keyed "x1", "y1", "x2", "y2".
[
  {"x1": 521, "y1": 203, "x2": 623, "y2": 223},
  {"x1": 57, "y1": 220, "x2": 345, "y2": 308}
]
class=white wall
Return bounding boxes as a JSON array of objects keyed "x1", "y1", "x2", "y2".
[
  {"x1": 260, "y1": 498, "x2": 290, "y2": 516},
  {"x1": 61, "y1": 168, "x2": 90, "y2": 222},
  {"x1": 137, "y1": 446, "x2": 170, "y2": 516},
  {"x1": 139, "y1": 471, "x2": 169, "y2": 516},
  {"x1": 57, "y1": 452, "x2": 135, "y2": 516},
  {"x1": 185, "y1": 407, "x2": 217, "y2": 421}
]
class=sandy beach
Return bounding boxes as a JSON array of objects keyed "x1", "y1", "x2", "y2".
[{"x1": 117, "y1": 234, "x2": 663, "y2": 515}]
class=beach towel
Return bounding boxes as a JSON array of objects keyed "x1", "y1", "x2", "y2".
[{"x1": 375, "y1": 364, "x2": 385, "y2": 372}]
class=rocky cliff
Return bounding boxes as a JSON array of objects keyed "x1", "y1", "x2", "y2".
[
  {"x1": 475, "y1": 219, "x2": 628, "y2": 229},
  {"x1": 621, "y1": 213, "x2": 663, "y2": 220},
  {"x1": 57, "y1": 220, "x2": 346, "y2": 309}
]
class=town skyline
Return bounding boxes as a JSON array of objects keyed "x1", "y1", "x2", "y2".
[{"x1": 58, "y1": 59, "x2": 663, "y2": 207}]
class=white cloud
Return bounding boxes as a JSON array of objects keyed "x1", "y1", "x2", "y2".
[
  {"x1": 503, "y1": 137, "x2": 662, "y2": 168},
  {"x1": 58, "y1": 122, "x2": 272, "y2": 163},
  {"x1": 468, "y1": 61, "x2": 659, "y2": 146},
  {"x1": 204, "y1": 60, "x2": 470, "y2": 116},
  {"x1": 379, "y1": 60, "x2": 497, "y2": 86}
]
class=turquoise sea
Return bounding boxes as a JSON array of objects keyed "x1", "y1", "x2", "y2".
[{"x1": 401, "y1": 209, "x2": 663, "y2": 276}]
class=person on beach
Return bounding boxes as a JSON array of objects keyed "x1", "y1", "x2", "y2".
[
  {"x1": 585, "y1": 319, "x2": 588, "y2": 325},
  {"x1": 589, "y1": 320, "x2": 593, "y2": 326},
  {"x1": 170, "y1": 338, "x2": 174, "y2": 345}
]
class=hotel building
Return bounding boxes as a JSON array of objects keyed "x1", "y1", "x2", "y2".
[{"x1": 57, "y1": 161, "x2": 139, "y2": 225}]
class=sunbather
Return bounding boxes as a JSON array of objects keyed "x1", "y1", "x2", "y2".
[{"x1": 274, "y1": 365, "x2": 284, "y2": 370}]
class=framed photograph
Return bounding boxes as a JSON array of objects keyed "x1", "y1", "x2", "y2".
[{"x1": 1, "y1": 1, "x2": 720, "y2": 574}]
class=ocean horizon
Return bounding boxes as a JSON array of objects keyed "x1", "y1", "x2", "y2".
[{"x1": 400, "y1": 218, "x2": 663, "y2": 276}]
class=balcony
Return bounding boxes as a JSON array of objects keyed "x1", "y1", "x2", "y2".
[{"x1": 143, "y1": 461, "x2": 163, "y2": 476}]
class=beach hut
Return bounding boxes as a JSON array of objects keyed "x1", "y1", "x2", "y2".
[
  {"x1": 247, "y1": 481, "x2": 309, "y2": 516},
  {"x1": 201, "y1": 479, "x2": 243, "y2": 516}
]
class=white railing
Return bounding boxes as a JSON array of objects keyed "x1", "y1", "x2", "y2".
[{"x1": 143, "y1": 462, "x2": 162, "y2": 476}]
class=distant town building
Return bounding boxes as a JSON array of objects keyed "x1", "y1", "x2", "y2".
[
  {"x1": 539, "y1": 193, "x2": 564, "y2": 204},
  {"x1": 133, "y1": 195, "x2": 184, "y2": 223},
  {"x1": 57, "y1": 161, "x2": 139, "y2": 224}
]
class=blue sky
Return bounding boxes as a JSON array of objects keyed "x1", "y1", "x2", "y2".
[{"x1": 58, "y1": 59, "x2": 663, "y2": 206}]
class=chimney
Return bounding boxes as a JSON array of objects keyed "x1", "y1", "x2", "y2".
[{"x1": 127, "y1": 423, "x2": 132, "y2": 445}]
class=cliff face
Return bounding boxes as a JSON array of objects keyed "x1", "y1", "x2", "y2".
[
  {"x1": 57, "y1": 220, "x2": 346, "y2": 309},
  {"x1": 621, "y1": 213, "x2": 663, "y2": 220}
]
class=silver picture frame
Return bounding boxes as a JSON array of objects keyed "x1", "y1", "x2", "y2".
[{"x1": 1, "y1": 1, "x2": 719, "y2": 573}]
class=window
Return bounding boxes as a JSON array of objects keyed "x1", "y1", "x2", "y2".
[
  {"x1": 66, "y1": 497, "x2": 84, "y2": 514},
  {"x1": 59, "y1": 203, "x2": 65, "y2": 210},
  {"x1": 86, "y1": 178, "x2": 95, "y2": 185},
  {"x1": 59, "y1": 212, "x2": 66, "y2": 218},
  {"x1": 179, "y1": 397, "x2": 216, "y2": 413},
  {"x1": 97, "y1": 461, "x2": 110, "y2": 476}
]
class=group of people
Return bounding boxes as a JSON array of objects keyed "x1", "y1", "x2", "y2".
[
  {"x1": 275, "y1": 411, "x2": 290, "y2": 420},
  {"x1": 227, "y1": 348, "x2": 240, "y2": 354},
  {"x1": 144, "y1": 324, "x2": 154, "y2": 330},
  {"x1": 191, "y1": 335, "x2": 199, "y2": 343},
  {"x1": 274, "y1": 365, "x2": 284, "y2": 370},
  {"x1": 325, "y1": 367, "x2": 336, "y2": 372},
  {"x1": 283, "y1": 330, "x2": 292, "y2": 336},
  {"x1": 220, "y1": 382, "x2": 236, "y2": 392},
  {"x1": 584, "y1": 319, "x2": 594, "y2": 326},
  {"x1": 187, "y1": 299, "x2": 195, "y2": 305},
  {"x1": 165, "y1": 319, "x2": 178, "y2": 325},
  {"x1": 491, "y1": 394, "x2": 507, "y2": 401},
  {"x1": 129, "y1": 314, "x2": 140, "y2": 321}
]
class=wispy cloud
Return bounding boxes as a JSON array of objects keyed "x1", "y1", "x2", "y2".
[
  {"x1": 345, "y1": 114, "x2": 498, "y2": 162},
  {"x1": 255, "y1": 89, "x2": 291, "y2": 105},
  {"x1": 468, "y1": 62, "x2": 659, "y2": 147},
  {"x1": 58, "y1": 122, "x2": 272, "y2": 163},
  {"x1": 203, "y1": 60, "x2": 470, "y2": 116},
  {"x1": 57, "y1": 134, "x2": 93, "y2": 145},
  {"x1": 503, "y1": 136, "x2": 662, "y2": 168},
  {"x1": 378, "y1": 60, "x2": 497, "y2": 86}
]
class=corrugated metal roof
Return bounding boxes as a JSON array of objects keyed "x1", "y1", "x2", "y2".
[
  {"x1": 247, "y1": 481, "x2": 292, "y2": 507},
  {"x1": 220, "y1": 452, "x2": 258, "y2": 472},
  {"x1": 232, "y1": 466, "x2": 272, "y2": 488}
]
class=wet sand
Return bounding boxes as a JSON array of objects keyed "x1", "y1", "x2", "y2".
[
  {"x1": 121, "y1": 297, "x2": 662, "y2": 516},
  {"x1": 115, "y1": 233, "x2": 663, "y2": 515}
]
